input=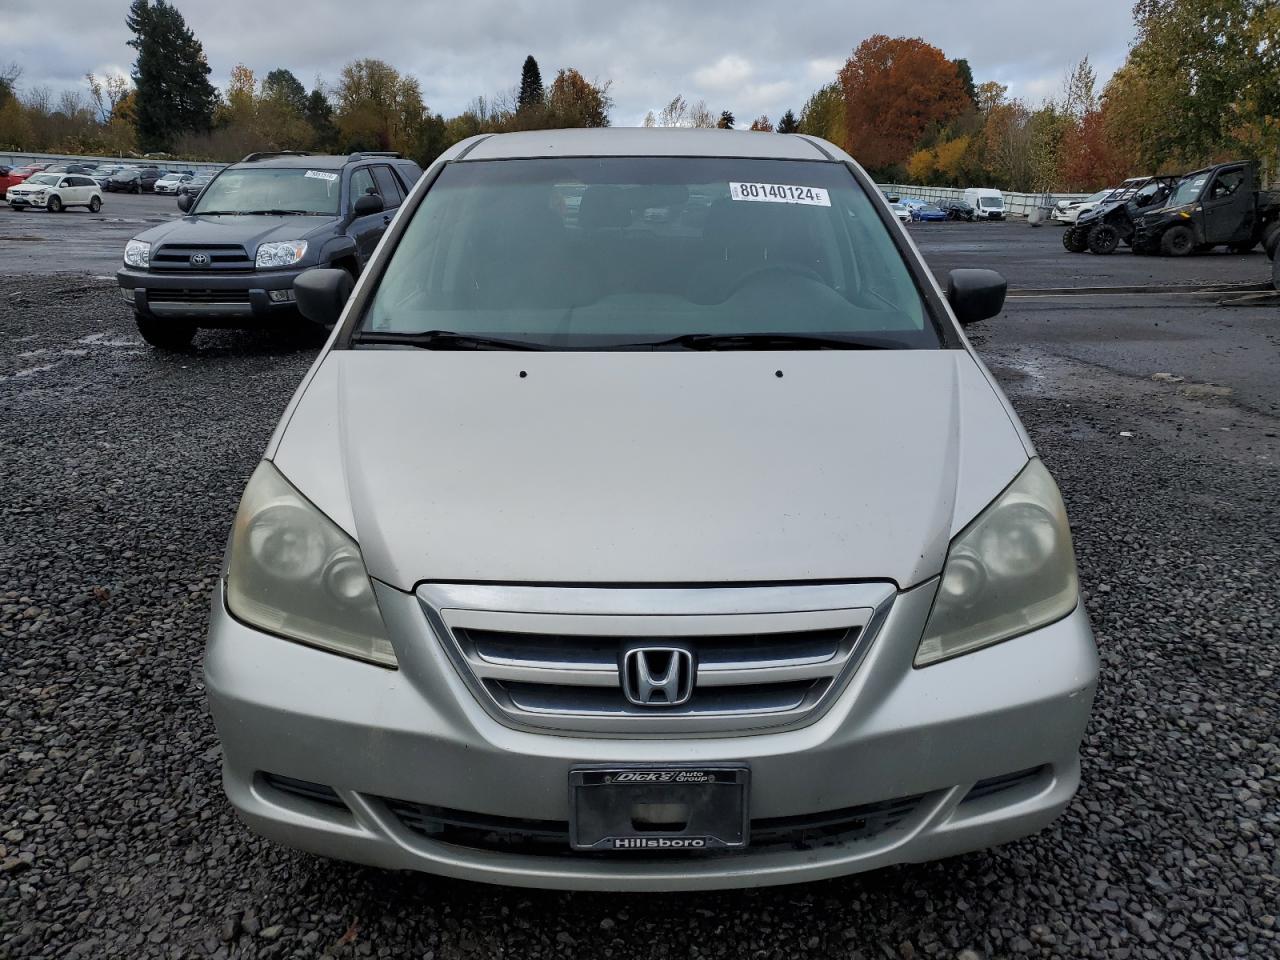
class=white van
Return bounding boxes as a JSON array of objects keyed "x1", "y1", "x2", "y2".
[{"x1": 964, "y1": 187, "x2": 1006, "y2": 221}]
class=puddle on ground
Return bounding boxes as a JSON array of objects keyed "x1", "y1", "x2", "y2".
[
  {"x1": 18, "y1": 348, "x2": 89, "y2": 359},
  {"x1": 79, "y1": 333, "x2": 141, "y2": 347}
]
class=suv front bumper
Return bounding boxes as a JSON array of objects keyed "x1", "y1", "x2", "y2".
[
  {"x1": 204, "y1": 577, "x2": 1099, "y2": 891},
  {"x1": 118, "y1": 266, "x2": 308, "y2": 324}
]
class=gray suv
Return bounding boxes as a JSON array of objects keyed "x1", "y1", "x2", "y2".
[{"x1": 117, "y1": 151, "x2": 422, "y2": 349}]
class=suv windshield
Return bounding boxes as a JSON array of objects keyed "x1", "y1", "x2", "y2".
[
  {"x1": 1168, "y1": 172, "x2": 1209, "y2": 207},
  {"x1": 361, "y1": 157, "x2": 936, "y2": 349},
  {"x1": 25, "y1": 174, "x2": 60, "y2": 186},
  {"x1": 192, "y1": 167, "x2": 340, "y2": 215}
]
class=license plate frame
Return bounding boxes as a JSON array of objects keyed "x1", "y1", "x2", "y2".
[{"x1": 569, "y1": 765, "x2": 750, "y2": 852}]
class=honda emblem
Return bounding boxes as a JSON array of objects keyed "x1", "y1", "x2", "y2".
[{"x1": 621, "y1": 646, "x2": 695, "y2": 707}]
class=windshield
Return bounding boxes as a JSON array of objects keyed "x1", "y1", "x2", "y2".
[
  {"x1": 979, "y1": 196, "x2": 1003, "y2": 208},
  {"x1": 112, "y1": 170, "x2": 137, "y2": 180},
  {"x1": 1168, "y1": 172, "x2": 1209, "y2": 207},
  {"x1": 191, "y1": 167, "x2": 340, "y2": 215},
  {"x1": 26, "y1": 174, "x2": 60, "y2": 186},
  {"x1": 360, "y1": 157, "x2": 936, "y2": 350}
]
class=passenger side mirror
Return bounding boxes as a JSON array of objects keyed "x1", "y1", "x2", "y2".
[
  {"x1": 177, "y1": 192, "x2": 193, "y2": 212},
  {"x1": 294, "y1": 268, "x2": 354, "y2": 328},
  {"x1": 947, "y1": 268, "x2": 1007, "y2": 325},
  {"x1": 353, "y1": 193, "x2": 384, "y2": 217}
]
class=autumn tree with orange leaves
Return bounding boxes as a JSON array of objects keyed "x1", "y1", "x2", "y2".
[{"x1": 837, "y1": 35, "x2": 969, "y2": 173}]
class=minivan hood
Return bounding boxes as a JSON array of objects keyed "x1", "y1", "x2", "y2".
[
  {"x1": 135, "y1": 214, "x2": 339, "y2": 249},
  {"x1": 272, "y1": 350, "x2": 1030, "y2": 590}
]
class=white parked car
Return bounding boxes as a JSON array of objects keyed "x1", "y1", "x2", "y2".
[
  {"x1": 890, "y1": 202, "x2": 912, "y2": 223},
  {"x1": 7, "y1": 173, "x2": 103, "y2": 212},
  {"x1": 1052, "y1": 189, "x2": 1114, "y2": 224},
  {"x1": 154, "y1": 172, "x2": 194, "y2": 195}
]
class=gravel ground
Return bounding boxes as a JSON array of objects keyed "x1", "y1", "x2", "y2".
[{"x1": 1, "y1": 277, "x2": 1277, "y2": 959}]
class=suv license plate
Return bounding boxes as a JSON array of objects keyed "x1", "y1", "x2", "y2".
[{"x1": 569, "y1": 766, "x2": 749, "y2": 851}]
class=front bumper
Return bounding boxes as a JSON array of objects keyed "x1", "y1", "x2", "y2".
[
  {"x1": 205, "y1": 578, "x2": 1099, "y2": 891},
  {"x1": 118, "y1": 265, "x2": 307, "y2": 323}
]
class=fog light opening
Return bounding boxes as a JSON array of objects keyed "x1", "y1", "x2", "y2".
[{"x1": 268, "y1": 289, "x2": 296, "y2": 303}]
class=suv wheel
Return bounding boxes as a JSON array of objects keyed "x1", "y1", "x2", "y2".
[
  {"x1": 1263, "y1": 222, "x2": 1280, "y2": 260},
  {"x1": 1062, "y1": 227, "x2": 1088, "y2": 253},
  {"x1": 1160, "y1": 225, "x2": 1195, "y2": 257},
  {"x1": 89, "y1": 196, "x2": 101, "y2": 213},
  {"x1": 47, "y1": 195, "x2": 63, "y2": 213},
  {"x1": 135, "y1": 313, "x2": 196, "y2": 351},
  {"x1": 1087, "y1": 224, "x2": 1120, "y2": 255}
]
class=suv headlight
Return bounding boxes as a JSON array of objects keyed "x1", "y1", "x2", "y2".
[
  {"x1": 123, "y1": 239, "x2": 150, "y2": 268},
  {"x1": 256, "y1": 240, "x2": 308, "y2": 269},
  {"x1": 915, "y1": 459, "x2": 1079, "y2": 666},
  {"x1": 225, "y1": 461, "x2": 396, "y2": 667}
]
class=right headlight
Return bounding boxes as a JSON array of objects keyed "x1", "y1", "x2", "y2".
[
  {"x1": 123, "y1": 239, "x2": 150, "y2": 268},
  {"x1": 225, "y1": 461, "x2": 397, "y2": 667},
  {"x1": 915, "y1": 459, "x2": 1079, "y2": 666}
]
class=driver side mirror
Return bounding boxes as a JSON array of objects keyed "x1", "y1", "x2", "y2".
[
  {"x1": 177, "y1": 192, "x2": 193, "y2": 212},
  {"x1": 947, "y1": 268, "x2": 1007, "y2": 325},
  {"x1": 353, "y1": 192, "x2": 384, "y2": 217},
  {"x1": 294, "y1": 268, "x2": 354, "y2": 328}
]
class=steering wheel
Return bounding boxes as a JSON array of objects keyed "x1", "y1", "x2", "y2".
[{"x1": 725, "y1": 263, "x2": 826, "y2": 297}]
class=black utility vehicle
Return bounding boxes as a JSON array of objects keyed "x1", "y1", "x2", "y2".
[
  {"x1": 1063, "y1": 175, "x2": 1178, "y2": 254},
  {"x1": 940, "y1": 199, "x2": 975, "y2": 221},
  {"x1": 117, "y1": 151, "x2": 423, "y2": 349},
  {"x1": 104, "y1": 167, "x2": 162, "y2": 193},
  {"x1": 1131, "y1": 160, "x2": 1280, "y2": 256}
]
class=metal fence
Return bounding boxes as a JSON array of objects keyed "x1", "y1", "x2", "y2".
[
  {"x1": 876, "y1": 183, "x2": 1091, "y2": 217},
  {"x1": 0, "y1": 150, "x2": 225, "y2": 175}
]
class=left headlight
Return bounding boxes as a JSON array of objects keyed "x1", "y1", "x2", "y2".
[
  {"x1": 123, "y1": 239, "x2": 150, "y2": 268},
  {"x1": 256, "y1": 240, "x2": 308, "y2": 269},
  {"x1": 225, "y1": 461, "x2": 397, "y2": 667},
  {"x1": 915, "y1": 458, "x2": 1079, "y2": 667}
]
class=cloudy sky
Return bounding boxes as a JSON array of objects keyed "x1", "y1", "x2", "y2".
[{"x1": 1, "y1": 0, "x2": 1137, "y2": 125}]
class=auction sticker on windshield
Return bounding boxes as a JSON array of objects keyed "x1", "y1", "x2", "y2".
[
  {"x1": 304, "y1": 170, "x2": 339, "y2": 181},
  {"x1": 730, "y1": 182, "x2": 831, "y2": 206}
]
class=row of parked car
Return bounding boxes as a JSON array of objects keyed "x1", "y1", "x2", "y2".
[
  {"x1": 883, "y1": 189, "x2": 1008, "y2": 224},
  {"x1": 1058, "y1": 160, "x2": 1280, "y2": 258},
  {"x1": 0, "y1": 159, "x2": 219, "y2": 210}
]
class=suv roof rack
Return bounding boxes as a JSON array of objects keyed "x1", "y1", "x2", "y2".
[
  {"x1": 240, "y1": 150, "x2": 313, "y2": 163},
  {"x1": 347, "y1": 151, "x2": 402, "y2": 161}
]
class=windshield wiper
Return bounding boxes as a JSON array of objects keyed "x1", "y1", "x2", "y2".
[
  {"x1": 350, "y1": 330, "x2": 548, "y2": 351},
  {"x1": 239, "y1": 209, "x2": 318, "y2": 216},
  {"x1": 625, "y1": 332, "x2": 893, "y2": 351}
]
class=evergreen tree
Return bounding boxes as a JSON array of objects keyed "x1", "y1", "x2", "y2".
[
  {"x1": 951, "y1": 58, "x2": 977, "y2": 105},
  {"x1": 717, "y1": 110, "x2": 734, "y2": 129},
  {"x1": 776, "y1": 109, "x2": 799, "y2": 134},
  {"x1": 262, "y1": 69, "x2": 308, "y2": 114},
  {"x1": 305, "y1": 88, "x2": 339, "y2": 151},
  {"x1": 517, "y1": 55, "x2": 544, "y2": 111},
  {"x1": 126, "y1": 0, "x2": 216, "y2": 150}
]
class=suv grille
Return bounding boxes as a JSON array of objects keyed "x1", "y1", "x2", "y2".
[
  {"x1": 418, "y1": 583, "x2": 894, "y2": 736},
  {"x1": 146, "y1": 289, "x2": 250, "y2": 304},
  {"x1": 149, "y1": 243, "x2": 253, "y2": 272}
]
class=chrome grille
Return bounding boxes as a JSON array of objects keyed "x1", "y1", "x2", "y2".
[
  {"x1": 418, "y1": 583, "x2": 895, "y2": 736},
  {"x1": 150, "y1": 243, "x2": 253, "y2": 272}
]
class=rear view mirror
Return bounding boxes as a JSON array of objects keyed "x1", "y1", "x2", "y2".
[
  {"x1": 177, "y1": 192, "x2": 193, "y2": 212},
  {"x1": 294, "y1": 268, "x2": 354, "y2": 328},
  {"x1": 947, "y1": 268, "x2": 1007, "y2": 325},
  {"x1": 353, "y1": 193, "x2": 384, "y2": 217}
]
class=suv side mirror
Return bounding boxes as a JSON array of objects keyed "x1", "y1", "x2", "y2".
[
  {"x1": 295, "y1": 268, "x2": 354, "y2": 328},
  {"x1": 947, "y1": 268, "x2": 1007, "y2": 325},
  {"x1": 177, "y1": 192, "x2": 194, "y2": 212},
  {"x1": 353, "y1": 192, "x2": 384, "y2": 217}
]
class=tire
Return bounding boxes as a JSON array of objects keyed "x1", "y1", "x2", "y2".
[
  {"x1": 89, "y1": 196, "x2": 101, "y2": 213},
  {"x1": 1160, "y1": 225, "x2": 1195, "y2": 257},
  {"x1": 1263, "y1": 222, "x2": 1280, "y2": 260},
  {"x1": 1062, "y1": 227, "x2": 1088, "y2": 253},
  {"x1": 47, "y1": 195, "x2": 63, "y2": 213},
  {"x1": 1087, "y1": 224, "x2": 1120, "y2": 255},
  {"x1": 135, "y1": 313, "x2": 196, "y2": 351}
]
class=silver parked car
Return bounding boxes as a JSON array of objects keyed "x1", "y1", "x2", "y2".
[{"x1": 205, "y1": 128, "x2": 1098, "y2": 891}]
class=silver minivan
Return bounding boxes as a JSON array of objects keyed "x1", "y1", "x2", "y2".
[{"x1": 205, "y1": 128, "x2": 1097, "y2": 891}]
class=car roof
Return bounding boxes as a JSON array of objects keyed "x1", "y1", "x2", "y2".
[{"x1": 462, "y1": 128, "x2": 832, "y2": 161}]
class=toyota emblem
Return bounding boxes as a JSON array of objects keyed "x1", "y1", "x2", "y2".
[{"x1": 190, "y1": 253, "x2": 210, "y2": 267}]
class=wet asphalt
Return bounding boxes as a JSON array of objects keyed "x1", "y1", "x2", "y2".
[{"x1": 0, "y1": 212, "x2": 1277, "y2": 959}]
